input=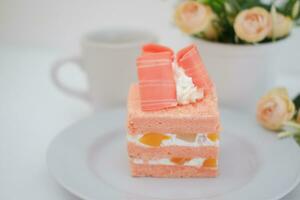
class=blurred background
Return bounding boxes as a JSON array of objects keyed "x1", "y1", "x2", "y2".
[
  {"x1": 1, "y1": 0, "x2": 299, "y2": 86},
  {"x1": 0, "y1": 0, "x2": 188, "y2": 51}
]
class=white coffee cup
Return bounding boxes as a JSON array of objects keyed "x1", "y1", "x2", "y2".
[
  {"x1": 51, "y1": 28, "x2": 157, "y2": 110},
  {"x1": 194, "y1": 38, "x2": 289, "y2": 112}
]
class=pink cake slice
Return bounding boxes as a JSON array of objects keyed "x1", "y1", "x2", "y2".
[
  {"x1": 127, "y1": 44, "x2": 221, "y2": 178},
  {"x1": 127, "y1": 84, "x2": 220, "y2": 134}
]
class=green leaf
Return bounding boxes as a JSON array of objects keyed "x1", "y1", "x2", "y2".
[
  {"x1": 293, "y1": 94, "x2": 300, "y2": 117},
  {"x1": 292, "y1": 0, "x2": 300, "y2": 18},
  {"x1": 278, "y1": 130, "x2": 297, "y2": 139},
  {"x1": 296, "y1": 18, "x2": 300, "y2": 25},
  {"x1": 294, "y1": 134, "x2": 300, "y2": 146},
  {"x1": 280, "y1": 0, "x2": 300, "y2": 19}
]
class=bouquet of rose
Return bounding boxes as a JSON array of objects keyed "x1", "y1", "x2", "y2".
[
  {"x1": 174, "y1": 0, "x2": 300, "y2": 44},
  {"x1": 257, "y1": 88, "x2": 300, "y2": 145}
]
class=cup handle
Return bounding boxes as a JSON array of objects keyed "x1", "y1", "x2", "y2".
[{"x1": 51, "y1": 57, "x2": 91, "y2": 103}]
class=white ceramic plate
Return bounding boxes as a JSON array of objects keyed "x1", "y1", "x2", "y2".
[{"x1": 47, "y1": 108, "x2": 300, "y2": 200}]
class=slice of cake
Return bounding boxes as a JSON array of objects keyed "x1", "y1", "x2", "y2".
[{"x1": 126, "y1": 44, "x2": 221, "y2": 178}]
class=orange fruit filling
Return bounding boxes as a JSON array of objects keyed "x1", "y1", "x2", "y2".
[
  {"x1": 175, "y1": 133, "x2": 197, "y2": 142},
  {"x1": 203, "y1": 158, "x2": 217, "y2": 168},
  {"x1": 207, "y1": 133, "x2": 219, "y2": 142},
  {"x1": 170, "y1": 157, "x2": 191, "y2": 165},
  {"x1": 139, "y1": 133, "x2": 171, "y2": 147}
]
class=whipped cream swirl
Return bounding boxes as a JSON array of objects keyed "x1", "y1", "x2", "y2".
[{"x1": 173, "y1": 64, "x2": 203, "y2": 105}]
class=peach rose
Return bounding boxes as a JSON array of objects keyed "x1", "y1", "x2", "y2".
[
  {"x1": 234, "y1": 7, "x2": 272, "y2": 43},
  {"x1": 257, "y1": 88, "x2": 295, "y2": 131},
  {"x1": 174, "y1": 1, "x2": 218, "y2": 39},
  {"x1": 268, "y1": 7, "x2": 293, "y2": 39}
]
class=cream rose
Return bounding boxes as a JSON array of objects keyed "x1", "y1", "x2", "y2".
[
  {"x1": 174, "y1": 1, "x2": 218, "y2": 39},
  {"x1": 234, "y1": 7, "x2": 272, "y2": 43},
  {"x1": 257, "y1": 88, "x2": 295, "y2": 131},
  {"x1": 268, "y1": 10, "x2": 293, "y2": 39}
]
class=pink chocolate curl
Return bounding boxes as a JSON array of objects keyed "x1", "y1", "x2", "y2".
[
  {"x1": 176, "y1": 44, "x2": 212, "y2": 92},
  {"x1": 137, "y1": 44, "x2": 177, "y2": 111}
]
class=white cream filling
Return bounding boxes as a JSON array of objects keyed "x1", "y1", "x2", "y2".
[
  {"x1": 127, "y1": 133, "x2": 219, "y2": 147},
  {"x1": 132, "y1": 158, "x2": 205, "y2": 167},
  {"x1": 173, "y1": 63, "x2": 204, "y2": 105}
]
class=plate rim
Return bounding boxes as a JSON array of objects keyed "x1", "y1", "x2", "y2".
[{"x1": 47, "y1": 108, "x2": 300, "y2": 200}]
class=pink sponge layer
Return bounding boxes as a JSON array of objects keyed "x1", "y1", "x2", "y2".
[
  {"x1": 128, "y1": 142, "x2": 218, "y2": 160},
  {"x1": 127, "y1": 84, "x2": 220, "y2": 134},
  {"x1": 130, "y1": 162, "x2": 218, "y2": 177}
]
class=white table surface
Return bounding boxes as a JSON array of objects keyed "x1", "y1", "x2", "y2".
[{"x1": 0, "y1": 36, "x2": 299, "y2": 199}]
